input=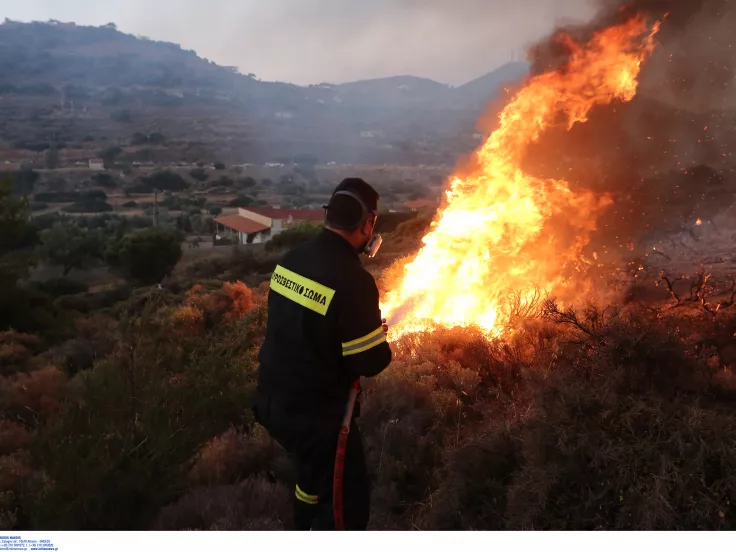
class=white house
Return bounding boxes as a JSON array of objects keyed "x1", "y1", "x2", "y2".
[
  {"x1": 214, "y1": 207, "x2": 323, "y2": 245},
  {"x1": 89, "y1": 158, "x2": 104, "y2": 170}
]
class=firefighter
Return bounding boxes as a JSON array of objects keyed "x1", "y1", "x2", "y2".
[{"x1": 254, "y1": 178, "x2": 392, "y2": 531}]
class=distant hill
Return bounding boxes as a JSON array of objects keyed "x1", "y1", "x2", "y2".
[
  {"x1": 332, "y1": 76, "x2": 455, "y2": 109},
  {"x1": 458, "y1": 62, "x2": 530, "y2": 107},
  {"x1": 0, "y1": 20, "x2": 528, "y2": 166}
]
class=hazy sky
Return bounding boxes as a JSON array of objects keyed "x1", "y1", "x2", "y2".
[{"x1": 1, "y1": 0, "x2": 596, "y2": 85}]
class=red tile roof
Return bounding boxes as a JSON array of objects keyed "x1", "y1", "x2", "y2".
[
  {"x1": 215, "y1": 215, "x2": 270, "y2": 235},
  {"x1": 243, "y1": 207, "x2": 324, "y2": 222}
]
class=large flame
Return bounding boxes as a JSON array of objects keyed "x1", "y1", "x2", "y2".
[{"x1": 383, "y1": 15, "x2": 660, "y2": 337}]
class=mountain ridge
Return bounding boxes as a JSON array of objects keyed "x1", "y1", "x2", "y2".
[{"x1": 0, "y1": 20, "x2": 529, "y2": 165}]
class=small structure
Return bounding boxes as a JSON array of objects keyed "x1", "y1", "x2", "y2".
[
  {"x1": 403, "y1": 199, "x2": 439, "y2": 213},
  {"x1": 214, "y1": 206, "x2": 323, "y2": 246},
  {"x1": 214, "y1": 215, "x2": 270, "y2": 245},
  {"x1": 1, "y1": 162, "x2": 22, "y2": 171},
  {"x1": 89, "y1": 158, "x2": 104, "y2": 170}
]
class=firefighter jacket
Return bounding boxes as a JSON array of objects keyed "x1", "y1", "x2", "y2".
[{"x1": 257, "y1": 229, "x2": 392, "y2": 416}]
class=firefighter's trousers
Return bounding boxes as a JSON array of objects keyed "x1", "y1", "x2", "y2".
[{"x1": 254, "y1": 392, "x2": 370, "y2": 530}]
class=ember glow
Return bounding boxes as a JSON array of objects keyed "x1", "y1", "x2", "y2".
[{"x1": 383, "y1": 16, "x2": 661, "y2": 337}]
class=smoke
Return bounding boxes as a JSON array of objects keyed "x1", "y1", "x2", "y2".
[{"x1": 518, "y1": 0, "x2": 736, "y2": 261}]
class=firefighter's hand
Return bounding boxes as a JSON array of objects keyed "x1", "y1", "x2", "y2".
[{"x1": 382, "y1": 318, "x2": 389, "y2": 334}]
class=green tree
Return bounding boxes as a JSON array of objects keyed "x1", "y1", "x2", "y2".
[
  {"x1": 175, "y1": 214, "x2": 193, "y2": 233},
  {"x1": 0, "y1": 176, "x2": 39, "y2": 331},
  {"x1": 39, "y1": 223, "x2": 105, "y2": 276},
  {"x1": 110, "y1": 109, "x2": 133, "y2": 123},
  {"x1": 91, "y1": 173, "x2": 117, "y2": 188},
  {"x1": 216, "y1": 176, "x2": 234, "y2": 188},
  {"x1": 99, "y1": 146, "x2": 123, "y2": 169},
  {"x1": 293, "y1": 153, "x2": 319, "y2": 167},
  {"x1": 129, "y1": 171, "x2": 188, "y2": 193},
  {"x1": 189, "y1": 168, "x2": 209, "y2": 182},
  {"x1": 45, "y1": 144, "x2": 60, "y2": 169},
  {"x1": 237, "y1": 176, "x2": 257, "y2": 189},
  {"x1": 265, "y1": 223, "x2": 322, "y2": 252},
  {"x1": 213, "y1": 162, "x2": 226, "y2": 170},
  {"x1": 6, "y1": 169, "x2": 40, "y2": 196},
  {"x1": 109, "y1": 228, "x2": 182, "y2": 285},
  {"x1": 228, "y1": 195, "x2": 254, "y2": 208},
  {"x1": 0, "y1": 177, "x2": 36, "y2": 279}
]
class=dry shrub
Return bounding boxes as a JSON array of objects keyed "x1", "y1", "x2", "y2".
[
  {"x1": 0, "y1": 366, "x2": 67, "y2": 425},
  {"x1": 0, "y1": 331, "x2": 40, "y2": 350},
  {"x1": 0, "y1": 452, "x2": 32, "y2": 492},
  {"x1": 184, "y1": 281, "x2": 256, "y2": 327},
  {"x1": 50, "y1": 315, "x2": 119, "y2": 375},
  {"x1": 360, "y1": 326, "x2": 521, "y2": 528},
  {"x1": 25, "y1": 295, "x2": 266, "y2": 529},
  {"x1": 155, "y1": 476, "x2": 291, "y2": 530},
  {"x1": 418, "y1": 429, "x2": 521, "y2": 530},
  {"x1": 188, "y1": 425, "x2": 290, "y2": 487},
  {"x1": 0, "y1": 491, "x2": 18, "y2": 530},
  {"x1": 0, "y1": 422, "x2": 30, "y2": 456},
  {"x1": 0, "y1": 343, "x2": 31, "y2": 375},
  {"x1": 169, "y1": 305, "x2": 205, "y2": 338},
  {"x1": 414, "y1": 303, "x2": 736, "y2": 530},
  {"x1": 503, "y1": 386, "x2": 736, "y2": 530},
  {"x1": 0, "y1": 331, "x2": 41, "y2": 376},
  {"x1": 386, "y1": 217, "x2": 433, "y2": 252}
]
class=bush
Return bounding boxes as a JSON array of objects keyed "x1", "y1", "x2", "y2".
[
  {"x1": 34, "y1": 191, "x2": 107, "y2": 203},
  {"x1": 375, "y1": 212, "x2": 417, "y2": 234},
  {"x1": 122, "y1": 201, "x2": 137, "y2": 208},
  {"x1": 110, "y1": 109, "x2": 133, "y2": 123},
  {"x1": 127, "y1": 172, "x2": 188, "y2": 193},
  {"x1": 33, "y1": 279, "x2": 89, "y2": 298},
  {"x1": 27, "y1": 296, "x2": 264, "y2": 529},
  {"x1": 91, "y1": 173, "x2": 117, "y2": 188},
  {"x1": 61, "y1": 201, "x2": 113, "y2": 214},
  {"x1": 154, "y1": 477, "x2": 291, "y2": 530},
  {"x1": 227, "y1": 195, "x2": 253, "y2": 208},
  {"x1": 54, "y1": 286, "x2": 132, "y2": 314},
  {"x1": 0, "y1": 366, "x2": 67, "y2": 426},
  {"x1": 264, "y1": 224, "x2": 321, "y2": 252},
  {"x1": 108, "y1": 228, "x2": 183, "y2": 285},
  {"x1": 188, "y1": 426, "x2": 289, "y2": 487},
  {"x1": 189, "y1": 168, "x2": 209, "y2": 182},
  {"x1": 0, "y1": 331, "x2": 41, "y2": 376}
]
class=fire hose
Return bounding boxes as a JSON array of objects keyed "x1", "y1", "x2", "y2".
[{"x1": 333, "y1": 379, "x2": 360, "y2": 530}]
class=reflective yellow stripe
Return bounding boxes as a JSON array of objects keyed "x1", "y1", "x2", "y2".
[
  {"x1": 342, "y1": 327, "x2": 384, "y2": 348},
  {"x1": 295, "y1": 485, "x2": 318, "y2": 505},
  {"x1": 342, "y1": 329, "x2": 387, "y2": 356},
  {"x1": 270, "y1": 265, "x2": 336, "y2": 316}
]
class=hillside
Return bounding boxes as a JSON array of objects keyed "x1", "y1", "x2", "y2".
[
  {"x1": 458, "y1": 62, "x2": 530, "y2": 107},
  {"x1": 0, "y1": 20, "x2": 527, "y2": 167}
]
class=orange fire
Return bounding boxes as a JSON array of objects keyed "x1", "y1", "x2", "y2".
[{"x1": 382, "y1": 15, "x2": 660, "y2": 338}]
